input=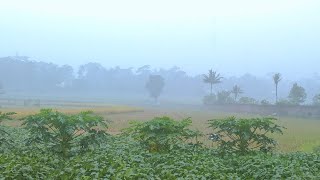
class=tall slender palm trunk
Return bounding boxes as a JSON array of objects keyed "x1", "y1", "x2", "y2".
[{"x1": 275, "y1": 84, "x2": 278, "y2": 103}]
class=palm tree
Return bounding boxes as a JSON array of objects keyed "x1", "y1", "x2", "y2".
[
  {"x1": 203, "y1": 69, "x2": 223, "y2": 95},
  {"x1": 231, "y1": 85, "x2": 243, "y2": 101},
  {"x1": 273, "y1": 73, "x2": 282, "y2": 103}
]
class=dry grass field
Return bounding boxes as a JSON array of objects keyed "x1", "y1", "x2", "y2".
[{"x1": 1, "y1": 102, "x2": 320, "y2": 152}]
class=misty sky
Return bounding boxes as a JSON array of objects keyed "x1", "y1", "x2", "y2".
[{"x1": 0, "y1": 0, "x2": 319, "y2": 78}]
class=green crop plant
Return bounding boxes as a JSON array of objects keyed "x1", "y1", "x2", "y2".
[
  {"x1": 22, "y1": 109, "x2": 109, "y2": 158},
  {"x1": 208, "y1": 117, "x2": 285, "y2": 154},
  {"x1": 0, "y1": 112, "x2": 16, "y2": 149},
  {"x1": 124, "y1": 116, "x2": 201, "y2": 152}
]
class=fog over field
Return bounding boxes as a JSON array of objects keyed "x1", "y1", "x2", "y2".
[
  {"x1": 1, "y1": 0, "x2": 320, "y2": 78},
  {"x1": 1, "y1": 1, "x2": 320, "y2": 106},
  {"x1": 1, "y1": 1, "x2": 320, "y2": 179}
]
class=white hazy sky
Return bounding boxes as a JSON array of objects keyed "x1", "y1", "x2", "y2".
[{"x1": 0, "y1": 0, "x2": 319, "y2": 77}]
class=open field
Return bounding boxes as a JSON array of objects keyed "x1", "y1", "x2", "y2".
[{"x1": 1, "y1": 101, "x2": 320, "y2": 152}]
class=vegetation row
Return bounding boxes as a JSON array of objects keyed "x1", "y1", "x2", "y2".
[{"x1": 0, "y1": 110, "x2": 319, "y2": 179}]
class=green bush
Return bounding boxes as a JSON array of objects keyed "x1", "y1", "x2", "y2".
[
  {"x1": 203, "y1": 94, "x2": 217, "y2": 105},
  {"x1": 22, "y1": 109, "x2": 109, "y2": 158},
  {"x1": 314, "y1": 146, "x2": 320, "y2": 153},
  {"x1": 124, "y1": 116, "x2": 201, "y2": 152},
  {"x1": 0, "y1": 114, "x2": 319, "y2": 179},
  {"x1": 276, "y1": 99, "x2": 293, "y2": 106},
  {"x1": 238, "y1": 97, "x2": 258, "y2": 105},
  {"x1": 216, "y1": 90, "x2": 234, "y2": 104},
  {"x1": 1, "y1": 138, "x2": 320, "y2": 179},
  {"x1": 208, "y1": 117, "x2": 285, "y2": 154},
  {"x1": 260, "y1": 99, "x2": 271, "y2": 105},
  {"x1": 0, "y1": 111, "x2": 16, "y2": 149}
]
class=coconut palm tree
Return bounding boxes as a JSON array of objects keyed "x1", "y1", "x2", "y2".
[
  {"x1": 273, "y1": 73, "x2": 282, "y2": 103},
  {"x1": 203, "y1": 69, "x2": 223, "y2": 95},
  {"x1": 231, "y1": 85, "x2": 243, "y2": 101}
]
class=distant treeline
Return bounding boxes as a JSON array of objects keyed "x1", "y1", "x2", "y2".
[{"x1": 0, "y1": 56, "x2": 320, "y2": 103}]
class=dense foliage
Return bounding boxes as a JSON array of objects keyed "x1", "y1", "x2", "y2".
[
  {"x1": 288, "y1": 82, "x2": 307, "y2": 105},
  {"x1": 0, "y1": 112, "x2": 16, "y2": 149},
  {"x1": 124, "y1": 116, "x2": 201, "y2": 152},
  {"x1": 0, "y1": 110, "x2": 319, "y2": 179},
  {"x1": 208, "y1": 117, "x2": 285, "y2": 154},
  {"x1": 145, "y1": 75, "x2": 165, "y2": 103},
  {"x1": 0, "y1": 134, "x2": 319, "y2": 179},
  {"x1": 22, "y1": 109, "x2": 108, "y2": 158}
]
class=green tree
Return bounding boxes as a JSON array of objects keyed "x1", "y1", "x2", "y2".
[
  {"x1": 312, "y1": 94, "x2": 320, "y2": 106},
  {"x1": 203, "y1": 69, "x2": 223, "y2": 95},
  {"x1": 231, "y1": 85, "x2": 243, "y2": 101},
  {"x1": 216, "y1": 90, "x2": 234, "y2": 104},
  {"x1": 273, "y1": 73, "x2": 282, "y2": 104},
  {"x1": 23, "y1": 109, "x2": 108, "y2": 158},
  {"x1": 145, "y1": 75, "x2": 165, "y2": 103},
  {"x1": 288, "y1": 83, "x2": 307, "y2": 105},
  {"x1": 208, "y1": 117, "x2": 285, "y2": 154}
]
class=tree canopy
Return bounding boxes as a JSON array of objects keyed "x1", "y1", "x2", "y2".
[
  {"x1": 288, "y1": 83, "x2": 307, "y2": 105},
  {"x1": 145, "y1": 75, "x2": 165, "y2": 102}
]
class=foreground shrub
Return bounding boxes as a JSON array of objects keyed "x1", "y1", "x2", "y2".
[
  {"x1": 208, "y1": 117, "x2": 285, "y2": 154},
  {"x1": 314, "y1": 146, "x2": 320, "y2": 153},
  {"x1": 0, "y1": 112, "x2": 16, "y2": 149},
  {"x1": 22, "y1": 109, "x2": 109, "y2": 158},
  {"x1": 124, "y1": 116, "x2": 201, "y2": 152},
  {"x1": 1, "y1": 140, "x2": 320, "y2": 179}
]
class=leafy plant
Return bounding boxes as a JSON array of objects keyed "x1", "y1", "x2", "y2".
[
  {"x1": 124, "y1": 116, "x2": 201, "y2": 152},
  {"x1": 0, "y1": 112, "x2": 16, "y2": 148},
  {"x1": 22, "y1": 109, "x2": 109, "y2": 158},
  {"x1": 1, "y1": 135, "x2": 320, "y2": 179},
  {"x1": 208, "y1": 117, "x2": 285, "y2": 154},
  {"x1": 0, "y1": 115, "x2": 320, "y2": 179}
]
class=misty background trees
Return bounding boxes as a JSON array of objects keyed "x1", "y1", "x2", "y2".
[
  {"x1": 288, "y1": 83, "x2": 307, "y2": 105},
  {"x1": 231, "y1": 85, "x2": 243, "y2": 102},
  {"x1": 1, "y1": 56, "x2": 320, "y2": 105},
  {"x1": 145, "y1": 75, "x2": 165, "y2": 103}
]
